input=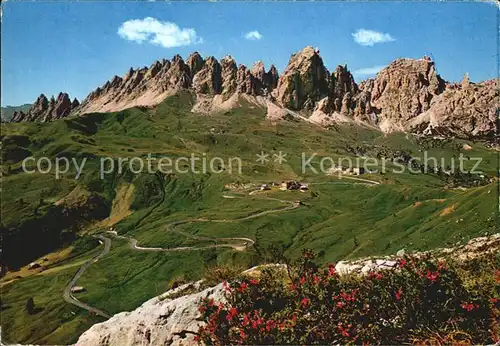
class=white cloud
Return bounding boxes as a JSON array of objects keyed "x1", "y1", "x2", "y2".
[
  {"x1": 353, "y1": 65, "x2": 386, "y2": 76},
  {"x1": 118, "y1": 17, "x2": 202, "y2": 48},
  {"x1": 244, "y1": 31, "x2": 263, "y2": 41},
  {"x1": 352, "y1": 29, "x2": 395, "y2": 46}
]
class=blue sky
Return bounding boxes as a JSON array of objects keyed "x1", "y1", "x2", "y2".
[{"x1": 1, "y1": 1, "x2": 497, "y2": 106}]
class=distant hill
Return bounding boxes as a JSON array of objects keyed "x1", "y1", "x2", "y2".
[{"x1": 1, "y1": 104, "x2": 31, "y2": 122}]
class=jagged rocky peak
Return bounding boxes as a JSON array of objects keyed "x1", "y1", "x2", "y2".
[
  {"x1": 220, "y1": 55, "x2": 238, "y2": 96},
  {"x1": 370, "y1": 56, "x2": 446, "y2": 124},
  {"x1": 109, "y1": 75, "x2": 123, "y2": 89},
  {"x1": 192, "y1": 56, "x2": 222, "y2": 95},
  {"x1": 236, "y1": 64, "x2": 254, "y2": 95},
  {"x1": 34, "y1": 94, "x2": 50, "y2": 110},
  {"x1": 11, "y1": 92, "x2": 79, "y2": 122},
  {"x1": 461, "y1": 73, "x2": 470, "y2": 88},
  {"x1": 11, "y1": 110, "x2": 26, "y2": 122},
  {"x1": 166, "y1": 54, "x2": 191, "y2": 89},
  {"x1": 121, "y1": 66, "x2": 148, "y2": 93},
  {"x1": 320, "y1": 64, "x2": 359, "y2": 113},
  {"x1": 16, "y1": 48, "x2": 496, "y2": 139},
  {"x1": 250, "y1": 61, "x2": 279, "y2": 95},
  {"x1": 331, "y1": 65, "x2": 358, "y2": 95},
  {"x1": 76, "y1": 54, "x2": 191, "y2": 115},
  {"x1": 71, "y1": 97, "x2": 80, "y2": 108},
  {"x1": 145, "y1": 60, "x2": 163, "y2": 79},
  {"x1": 275, "y1": 46, "x2": 330, "y2": 110},
  {"x1": 267, "y1": 64, "x2": 279, "y2": 90},
  {"x1": 251, "y1": 61, "x2": 267, "y2": 85},
  {"x1": 186, "y1": 52, "x2": 205, "y2": 78},
  {"x1": 358, "y1": 78, "x2": 375, "y2": 93},
  {"x1": 123, "y1": 67, "x2": 135, "y2": 81},
  {"x1": 408, "y1": 78, "x2": 498, "y2": 138},
  {"x1": 313, "y1": 64, "x2": 373, "y2": 121},
  {"x1": 53, "y1": 92, "x2": 73, "y2": 118}
]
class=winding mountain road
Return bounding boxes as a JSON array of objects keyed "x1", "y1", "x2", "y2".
[
  {"x1": 63, "y1": 180, "x2": 377, "y2": 316},
  {"x1": 63, "y1": 235, "x2": 112, "y2": 318},
  {"x1": 310, "y1": 176, "x2": 380, "y2": 186},
  {"x1": 63, "y1": 192, "x2": 299, "y2": 316},
  {"x1": 107, "y1": 195, "x2": 299, "y2": 252}
]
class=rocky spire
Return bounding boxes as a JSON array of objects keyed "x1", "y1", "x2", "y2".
[
  {"x1": 18, "y1": 47, "x2": 494, "y2": 139},
  {"x1": 11, "y1": 93, "x2": 79, "y2": 122},
  {"x1": 71, "y1": 98, "x2": 80, "y2": 108},
  {"x1": 220, "y1": 56, "x2": 238, "y2": 97},
  {"x1": 274, "y1": 46, "x2": 329, "y2": 110},
  {"x1": 249, "y1": 61, "x2": 279, "y2": 96},
  {"x1": 186, "y1": 52, "x2": 205, "y2": 79},
  {"x1": 461, "y1": 73, "x2": 470, "y2": 88},
  {"x1": 192, "y1": 56, "x2": 222, "y2": 95},
  {"x1": 369, "y1": 57, "x2": 446, "y2": 123},
  {"x1": 236, "y1": 65, "x2": 255, "y2": 95}
]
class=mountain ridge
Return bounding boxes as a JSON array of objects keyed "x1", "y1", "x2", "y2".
[
  {"x1": 10, "y1": 46, "x2": 498, "y2": 139},
  {"x1": 1, "y1": 104, "x2": 32, "y2": 122},
  {"x1": 10, "y1": 93, "x2": 79, "y2": 123}
]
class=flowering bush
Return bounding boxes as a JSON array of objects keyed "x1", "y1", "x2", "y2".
[{"x1": 196, "y1": 250, "x2": 499, "y2": 345}]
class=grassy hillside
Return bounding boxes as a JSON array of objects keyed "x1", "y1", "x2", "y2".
[{"x1": 0, "y1": 92, "x2": 497, "y2": 344}]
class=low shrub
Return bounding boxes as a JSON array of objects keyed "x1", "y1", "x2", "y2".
[
  {"x1": 202, "y1": 264, "x2": 245, "y2": 288},
  {"x1": 196, "y1": 250, "x2": 499, "y2": 345}
]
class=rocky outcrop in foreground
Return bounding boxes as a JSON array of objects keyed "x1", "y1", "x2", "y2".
[
  {"x1": 75, "y1": 233, "x2": 499, "y2": 346},
  {"x1": 76, "y1": 281, "x2": 224, "y2": 346},
  {"x1": 11, "y1": 93, "x2": 79, "y2": 123}
]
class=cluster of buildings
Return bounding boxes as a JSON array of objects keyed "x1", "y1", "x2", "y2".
[
  {"x1": 259, "y1": 181, "x2": 309, "y2": 192},
  {"x1": 327, "y1": 166, "x2": 365, "y2": 176}
]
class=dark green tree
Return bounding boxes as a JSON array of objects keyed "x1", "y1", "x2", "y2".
[{"x1": 25, "y1": 297, "x2": 35, "y2": 314}]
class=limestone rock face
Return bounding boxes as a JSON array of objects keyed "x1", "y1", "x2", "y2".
[
  {"x1": 75, "y1": 52, "x2": 280, "y2": 116},
  {"x1": 76, "y1": 55, "x2": 192, "y2": 114},
  {"x1": 186, "y1": 52, "x2": 205, "y2": 79},
  {"x1": 251, "y1": 61, "x2": 279, "y2": 95},
  {"x1": 370, "y1": 58, "x2": 446, "y2": 127},
  {"x1": 321, "y1": 66, "x2": 364, "y2": 114},
  {"x1": 166, "y1": 55, "x2": 192, "y2": 90},
  {"x1": 313, "y1": 64, "x2": 373, "y2": 123},
  {"x1": 408, "y1": 78, "x2": 498, "y2": 138},
  {"x1": 71, "y1": 97, "x2": 80, "y2": 109},
  {"x1": 76, "y1": 282, "x2": 225, "y2": 346},
  {"x1": 274, "y1": 46, "x2": 330, "y2": 110},
  {"x1": 192, "y1": 56, "x2": 222, "y2": 95},
  {"x1": 236, "y1": 65, "x2": 256, "y2": 95},
  {"x1": 266, "y1": 65, "x2": 279, "y2": 91},
  {"x1": 310, "y1": 55, "x2": 496, "y2": 138},
  {"x1": 16, "y1": 48, "x2": 497, "y2": 138},
  {"x1": 220, "y1": 56, "x2": 238, "y2": 97},
  {"x1": 11, "y1": 93, "x2": 79, "y2": 122}
]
